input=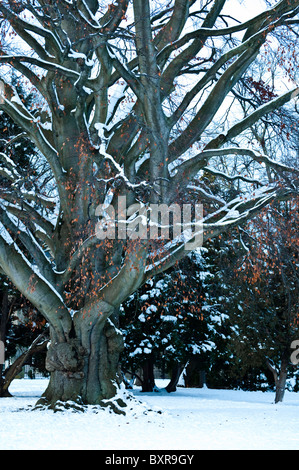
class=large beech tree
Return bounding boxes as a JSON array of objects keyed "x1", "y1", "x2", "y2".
[{"x1": 0, "y1": 0, "x2": 298, "y2": 408}]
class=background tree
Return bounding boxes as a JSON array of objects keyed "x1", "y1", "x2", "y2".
[
  {"x1": 0, "y1": 0, "x2": 298, "y2": 409},
  {"x1": 225, "y1": 198, "x2": 299, "y2": 403},
  {"x1": 121, "y1": 252, "x2": 215, "y2": 392},
  {"x1": 0, "y1": 275, "x2": 48, "y2": 397}
]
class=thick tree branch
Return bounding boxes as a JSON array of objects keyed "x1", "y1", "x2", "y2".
[
  {"x1": 221, "y1": 88, "x2": 299, "y2": 147},
  {"x1": 0, "y1": 81, "x2": 65, "y2": 185},
  {"x1": 172, "y1": 146, "x2": 299, "y2": 190},
  {"x1": 143, "y1": 184, "x2": 295, "y2": 281},
  {"x1": 0, "y1": 235, "x2": 71, "y2": 342}
]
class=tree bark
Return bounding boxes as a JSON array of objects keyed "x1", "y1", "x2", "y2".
[
  {"x1": 266, "y1": 351, "x2": 289, "y2": 404},
  {"x1": 38, "y1": 318, "x2": 124, "y2": 408},
  {"x1": 184, "y1": 357, "x2": 206, "y2": 388},
  {"x1": 0, "y1": 366, "x2": 11, "y2": 397},
  {"x1": 165, "y1": 362, "x2": 185, "y2": 393},
  {"x1": 274, "y1": 351, "x2": 289, "y2": 404},
  {"x1": 141, "y1": 357, "x2": 156, "y2": 392},
  {"x1": 0, "y1": 286, "x2": 10, "y2": 397}
]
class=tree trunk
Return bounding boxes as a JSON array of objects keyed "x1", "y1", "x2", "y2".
[
  {"x1": 0, "y1": 366, "x2": 12, "y2": 397},
  {"x1": 184, "y1": 357, "x2": 206, "y2": 388},
  {"x1": 275, "y1": 375, "x2": 287, "y2": 404},
  {"x1": 266, "y1": 351, "x2": 289, "y2": 404},
  {"x1": 274, "y1": 351, "x2": 289, "y2": 404},
  {"x1": 33, "y1": 247, "x2": 146, "y2": 410},
  {"x1": 165, "y1": 363, "x2": 185, "y2": 393},
  {"x1": 37, "y1": 318, "x2": 125, "y2": 409},
  {"x1": 141, "y1": 357, "x2": 155, "y2": 392}
]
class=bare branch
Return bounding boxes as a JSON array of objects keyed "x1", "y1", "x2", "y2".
[{"x1": 0, "y1": 235, "x2": 70, "y2": 342}]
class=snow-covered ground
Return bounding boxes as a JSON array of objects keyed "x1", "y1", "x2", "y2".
[{"x1": 0, "y1": 379, "x2": 299, "y2": 450}]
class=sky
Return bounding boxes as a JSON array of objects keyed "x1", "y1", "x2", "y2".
[{"x1": 221, "y1": 0, "x2": 268, "y2": 22}]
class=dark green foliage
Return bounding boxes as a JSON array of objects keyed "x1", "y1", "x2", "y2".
[{"x1": 120, "y1": 252, "x2": 218, "y2": 386}]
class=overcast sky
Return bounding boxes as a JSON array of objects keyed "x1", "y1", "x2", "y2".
[{"x1": 222, "y1": 0, "x2": 269, "y2": 21}]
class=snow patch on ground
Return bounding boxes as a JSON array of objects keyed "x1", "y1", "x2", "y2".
[{"x1": 0, "y1": 379, "x2": 299, "y2": 450}]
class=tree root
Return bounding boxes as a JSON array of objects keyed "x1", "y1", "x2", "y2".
[{"x1": 27, "y1": 387, "x2": 163, "y2": 416}]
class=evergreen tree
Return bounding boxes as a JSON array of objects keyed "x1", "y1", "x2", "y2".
[
  {"x1": 206, "y1": 199, "x2": 299, "y2": 401},
  {"x1": 120, "y1": 252, "x2": 217, "y2": 392}
]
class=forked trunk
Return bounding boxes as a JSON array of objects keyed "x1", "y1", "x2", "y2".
[
  {"x1": 38, "y1": 318, "x2": 125, "y2": 410},
  {"x1": 266, "y1": 350, "x2": 289, "y2": 404}
]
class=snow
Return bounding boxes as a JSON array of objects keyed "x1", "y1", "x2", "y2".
[
  {"x1": 68, "y1": 50, "x2": 94, "y2": 67},
  {"x1": 1, "y1": 379, "x2": 299, "y2": 450}
]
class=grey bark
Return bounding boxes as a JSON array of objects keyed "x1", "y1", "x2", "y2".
[
  {"x1": 266, "y1": 350, "x2": 290, "y2": 404},
  {"x1": 165, "y1": 363, "x2": 185, "y2": 393},
  {"x1": 39, "y1": 318, "x2": 124, "y2": 407}
]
